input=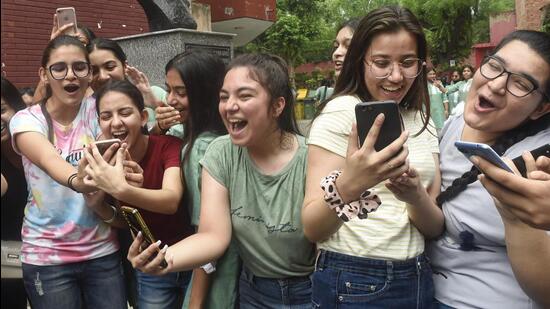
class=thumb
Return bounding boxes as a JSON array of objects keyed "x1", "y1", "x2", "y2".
[
  {"x1": 346, "y1": 123, "x2": 360, "y2": 157},
  {"x1": 115, "y1": 147, "x2": 125, "y2": 170}
]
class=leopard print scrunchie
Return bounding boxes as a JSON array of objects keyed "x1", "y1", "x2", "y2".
[{"x1": 320, "y1": 170, "x2": 381, "y2": 222}]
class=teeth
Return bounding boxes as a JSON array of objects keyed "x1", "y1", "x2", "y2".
[{"x1": 382, "y1": 86, "x2": 402, "y2": 92}]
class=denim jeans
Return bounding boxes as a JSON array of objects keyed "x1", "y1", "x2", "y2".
[
  {"x1": 22, "y1": 252, "x2": 126, "y2": 309},
  {"x1": 311, "y1": 250, "x2": 434, "y2": 308},
  {"x1": 136, "y1": 269, "x2": 192, "y2": 309},
  {"x1": 434, "y1": 299, "x2": 455, "y2": 309},
  {"x1": 239, "y1": 267, "x2": 312, "y2": 309}
]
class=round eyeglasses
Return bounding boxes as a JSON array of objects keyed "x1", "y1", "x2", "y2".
[
  {"x1": 48, "y1": 61, "x2": 90, "y2": 80},
  {"x1": 364, "y1": 58, "x2": 425, "y2": 79},
  {"x1": 480, "y1": 56, "x2": 546, "y2": 98}
]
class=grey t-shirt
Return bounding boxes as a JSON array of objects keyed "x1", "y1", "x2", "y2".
[
  {"x1": 200, "y1": 135, "x2": 315, "y2": 278},
  {"x1": 428, "y1": 114, "x2": 550, "y2": 308}
]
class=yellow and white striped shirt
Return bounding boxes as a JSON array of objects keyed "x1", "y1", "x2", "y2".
[{"x1": 308, "y1": 95, "x2": 439, "y2": 260}]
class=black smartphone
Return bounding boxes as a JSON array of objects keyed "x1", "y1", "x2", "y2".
[
  {"x1": 355, "y1": 101, "x2": 403, "y2": 151},
  {"x1": 511, "y1": 143, "x2": 550, "y2": 178},
  {"x1": 120, "y1": 206, "x2": 168, "y2": 268}
]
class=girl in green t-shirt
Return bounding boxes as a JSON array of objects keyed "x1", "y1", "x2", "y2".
[{"x1": 128, "y1": 53, "x2": 316, "y2": 308}]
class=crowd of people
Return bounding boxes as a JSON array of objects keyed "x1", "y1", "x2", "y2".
[{"x1": 1, "y1": 5, "x2": 549, "y2": 309}]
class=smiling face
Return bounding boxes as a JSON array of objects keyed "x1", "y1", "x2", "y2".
[
  {"x1": 219, "y1": 66, "x2": 282, "y2": 148},
  {"x1": 39, "y1": 45, "x2": 90, "y2": 107},
  {"x1": 363, "y1": 29, "x2": 418, "y2": 104},
  {"x1": 427, "y1": 70, "x2": 437, "y2": 83},
  {"x1": 98, "y1": 91, "x2": 147, "y2": 151},
  {"x1": 165, "y1": 69, "x2": 190, "y2": 123},
  {"x1": 462, "y1": 67, "x2": 473, "y2": 80},
  {"x1": 451, "y1": 71, "x2": 461, "y2": 82},
  {"x1": 464, "y1": 40, "x2": 549, "y2": 137},
  {"x1": 0, "y1": 98, "x2": 16, "y2": 143},
  {"x1": 89, "y1": 49, "x2": 126, "y2": 92},
  {"x1": 332, "y1": 26, "x2": 354, "y2": 78}
]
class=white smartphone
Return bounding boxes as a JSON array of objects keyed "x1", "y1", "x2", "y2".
[
  {"x1": 455, "y1": 141, "x2": 514, "y2": 173},
  {"x1": 56, "y1": 7, "x2": 77, "y2": 35}
]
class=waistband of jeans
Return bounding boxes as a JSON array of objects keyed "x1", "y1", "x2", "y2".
[
  {"x1": 316, "y1": 249, "x2": 428, "y2": 272},
  {"x1": 241, "y1": 266, "x2": 310, "y2": 284}
]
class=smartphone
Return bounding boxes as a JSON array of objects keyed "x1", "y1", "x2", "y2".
[
  {"x1": 355, "y1": 101, "x2": 403, "y2": 151},
  {"x1": 511, "y1": 143, "x2": 550, "y2": 177},
  {"x1": 455, "y1": 141, "x2": 514, "y2": 173},
  {"x1": 93, "y1": 138, "x2": 121, "y2": 155},
  {"x1": 120, "y1": 206, "x2": 168, "y2": 268},
  {"x1": 56, "y1": 7, "x2": 77, "y2": 35}
]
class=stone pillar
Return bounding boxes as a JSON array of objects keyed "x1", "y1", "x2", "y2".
[{"x1": 114, "y1": 29, "x2": 234, "y2": 87}]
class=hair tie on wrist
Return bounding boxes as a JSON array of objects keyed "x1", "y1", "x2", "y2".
[
  {"x1": 320, "y1": 170, "x2": 381, "y2": 222},
  {"x1": 67, "y1": 173, "x2": 80, "y2": 193}
]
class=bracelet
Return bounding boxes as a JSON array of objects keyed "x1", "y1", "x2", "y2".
[
  {"x1": 103, "y1": 204, "x2": 118, "y2": 224},
  {"x1": 320, "y1": 170, "x2": 382, "y2": 222},
  {"x1": 67, "y1": 173, "x2": 80, "y2": 193}
]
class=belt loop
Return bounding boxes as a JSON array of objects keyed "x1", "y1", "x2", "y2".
[
  {"x1": 315, "y1": 249, "x2": 324, "y2": 270},
  {"x1": 386, "y1": 261, "x2": 394, "y2": 282},
  {"x1": 244, "y1": 267, "x2": 255, "y2": 283}
]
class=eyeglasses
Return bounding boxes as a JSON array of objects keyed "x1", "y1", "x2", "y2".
[
  {"x1": 364, "y1": 58, "x2": 425, "y2": 79},
  {"x1": 48, "y1": 61, "x2": 90, "y2": 80},
  {"x1": 480, "y1": 56, "x2": 546, "y2": 98}
]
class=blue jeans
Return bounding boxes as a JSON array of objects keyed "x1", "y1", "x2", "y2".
[
  {"x1": 239, "y1": 267, "x2": 312, "y2": 309},
  {"x1": 311, "y1": 250, "x2": 434, "y2": 308},
  {"x1": 434, "y1": 299, "x2": 455, "y2": 309},
  {"x1": 22, "y1": 252, "x2": 126, "y2": 309},
  {"x1": 136, "y1": 269, "x2": 192, "y2": 309}
]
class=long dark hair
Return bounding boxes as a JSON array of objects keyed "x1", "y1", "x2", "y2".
[
  {"x1": 1, "y1": 77, "x2": 26, "y2": 112},
  {"x1": 321, "y1": 6, "x2": 430, "y2": 135},
  {"x1": 227, "y1": 53, "x2": 300, "y2": 137},
  {"x1": 40, "y1": 35, "x2": 89, "y2": 142},
  {"x1": 436, "y1": 30, "x2": 550, "y2": 206},
  {"x1": 165, "y1": 52, "x2": 227, "y2": 163}
]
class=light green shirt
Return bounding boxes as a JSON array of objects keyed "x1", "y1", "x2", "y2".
[
  {"x1": 200, "y1": 135, "x2": 315, "y2": 278},
  {"x1": 428, "y1": 83, "x2": 448, "y2": 130},
  {"x1": 182, "y1": 132, "x2": 240, "y2": 309}
]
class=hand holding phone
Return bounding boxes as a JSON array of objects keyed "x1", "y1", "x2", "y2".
[
  {"x1": 355, "y1": 101, "x2": 403, "y2": 151},
  {"x1": 120, "y1": 206, "x2": 168, "y2": 268},
  {"x1": 55, "y1": 7, "x2": 77, "y2": 35},
  {"x1": 93, "y1": 138, "x2": 121, "y2": 156}
]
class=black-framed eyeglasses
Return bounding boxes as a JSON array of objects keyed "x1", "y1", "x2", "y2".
[
  {"x1": 480, "y1": 56, "x2": 547, "y2": 99},
  {"x1": 48, "y1": 61, "x2": 90, "y2": 80},
  {"x1": 364, "y1": 58, "x2": 425, "y2": 79}
]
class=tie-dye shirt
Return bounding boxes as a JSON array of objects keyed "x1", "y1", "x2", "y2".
[{"x1": 9, "y1": 97, "x2": 118, "y2": 266}]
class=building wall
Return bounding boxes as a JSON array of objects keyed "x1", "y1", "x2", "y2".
[
  {"x1": 198, "y1": 0, "x2": 276, "y2": 22},
  {"x1": 515, "y1": 0, "x2": 547, "y2": 30},
  {"x1": 1, "y1": 0, "x2": 149, "y2": 87}
]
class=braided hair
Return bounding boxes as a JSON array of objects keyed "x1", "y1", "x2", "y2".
[
  {"x1": 436, "y1": 113, "x2": 550, "y2": 206},
  {"x1": 436, "y1": 30, "x2": 550, "y2": 207}
]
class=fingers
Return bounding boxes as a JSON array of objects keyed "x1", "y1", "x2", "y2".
[
  {"x1": 114, "y1": 146, "x2": 125, "y2": 170},
  {"x1": 346, "y1": 123, "x2": 360, "y2": 157},
  {"x1": 378, "y1": 130, "x2": 409, "y2": 162},
  {"x1": 123, "y1": 160, "x2": 144, "y2": 174},
  {"x1": 125, "y1": 173, "x2": 144, "y2": 187},
  {"x1": 103, "y1": 143, "x2": 120, "y2": 164},
  {"x1": 529, "y1": 170, "x2": 550, "y2": 181},
  {"x1": 142, "y1": 244, "x2": 169, "y2": 273},
  {"x1": 362, "y1": 113, "x2": 384, "y2": 151},
  {"x1": 127, "y1": 231, "x2": 144, "y2": 264},
  {"x1": 472, "y1": 156, "x2": 522, "y2": 190},
  {"x1": 522, "y1": 151, "x2": 537, "y2": 176},
  {"x1": 84, "y1": 146, "x2": 99, "y2": 170},
  {"x1": 478, "y1": 174, "x2": 531, "y2": 218},
  {"x1": 535, "y1": 156, "x2": 550, "y2": 174}
]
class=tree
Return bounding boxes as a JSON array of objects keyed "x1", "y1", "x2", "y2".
[{"x1": 240, "y1": 0, "x2": 325, "y2": 85}]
